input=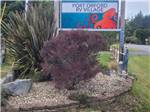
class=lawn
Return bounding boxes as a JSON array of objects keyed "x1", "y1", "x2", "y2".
[
  {"x1": 0, "y1": 63, "x2": 13, "y2": 78},
  {"x1": 128, "y1": 48, "x2": 140, "y2": 52},
  {"x1": 128, "y1": 55, "x2": 150, "y2": 109}
]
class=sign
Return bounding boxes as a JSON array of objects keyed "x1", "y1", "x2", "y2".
[{"x1": 60, "y1": 0, "x2": 119, "y2": 29}]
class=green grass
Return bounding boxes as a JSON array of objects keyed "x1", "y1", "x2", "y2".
[
  {"x1": 96, "y1": 51, "x2": 112, "y2": 69},
  {"x1": 110, "y1": 43, "x2": 119, "y2": 49},
  {"x1": 0, "y1": 63, "x2": 13, "y2": 78},
  {"x1": 128, "y1": 48, "x2": 141, "y2": 52},
  {"x1": 128, "y1": 55, "x2": 150, "y2": 110}
]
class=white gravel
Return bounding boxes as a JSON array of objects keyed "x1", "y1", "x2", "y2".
[{"x1": 8, "y1": 73, "x2": 132, "y2": 109}]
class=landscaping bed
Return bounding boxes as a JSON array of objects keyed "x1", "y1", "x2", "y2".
[{"x1": 5, "y1": 73, "x2": 133, "y2": 112}]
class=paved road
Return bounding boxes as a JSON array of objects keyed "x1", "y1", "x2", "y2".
[{"x1": 125, "y1": 44, "x2": 150, "y2": 56}]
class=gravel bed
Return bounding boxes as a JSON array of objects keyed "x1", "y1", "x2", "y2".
[
  {"x1": 8, "y1": 73, "x2": 133, "y2": 110},
  {"x1": 8, "y1": 82, "x2": 74, "y2": 109},
  {"x1": 74, "y1": 73, "x2": 132, "y2": 97}
]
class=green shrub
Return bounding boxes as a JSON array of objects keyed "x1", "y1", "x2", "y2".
[
  {"x1": 126, "y1": 36, "x2": 138, "y2": 44},
  {"x1": 28, "y1": 69, "x2": 52, "y2": 82},
  {"x1": 135, "y1": 29, "x2": 150, "y2": 44},
  {"x1": 2, "y1": 2, "x2": 55, "y2": 78},
  {"x1": 96, "y1": 51, "x2": 112, "y2": 70}
]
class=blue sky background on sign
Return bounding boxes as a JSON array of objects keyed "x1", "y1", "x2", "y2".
[
  {"x1": 61, "y1": 0, "x2": 119, "y2": 29},
  {"x1": 61, "y1": 13, "x2": 103, "y2": 28}
]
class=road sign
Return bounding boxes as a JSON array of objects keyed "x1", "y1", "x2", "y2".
[{"x1": 60, "y1": 0, "x2": 119, "y2": 30}]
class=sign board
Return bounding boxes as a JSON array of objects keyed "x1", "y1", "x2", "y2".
[{"x1": 60, "y1": 0, "x2": 119, "y2": 29}]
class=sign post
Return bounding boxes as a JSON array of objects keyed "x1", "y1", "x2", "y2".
[{"x1": 119, "y1": 0, "x2": 126, "y2": 75}]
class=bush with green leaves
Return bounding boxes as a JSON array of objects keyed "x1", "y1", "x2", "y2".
[
  {"x1": 135, "y1": 29, "x2": 150, "y2": 44},
  {"x1": 125, "y1": 36, "x2": 138, "y2": 44},
  {"x1": 2, "y1": 2, "x2": 56, "y2": 79},
  {"x1": 1, "y1": 1, "x2": 25, "y2": 23}
]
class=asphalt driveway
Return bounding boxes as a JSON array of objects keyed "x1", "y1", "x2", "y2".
[{"x1": 126, "y1": 44, "x2": 150, "y2": 56}]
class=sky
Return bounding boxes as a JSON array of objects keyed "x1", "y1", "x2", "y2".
[{"x1": 125, "y1": 0, "x2": 150, "y2": 19}]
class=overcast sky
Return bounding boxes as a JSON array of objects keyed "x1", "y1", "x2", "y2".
[{"x1": 125, "y1": 0, "x2": 150, "y2": 19}]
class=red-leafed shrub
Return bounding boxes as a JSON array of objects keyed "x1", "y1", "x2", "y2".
[{"x1": 40, "y1": 31, "x2": 107, "y2": 89}]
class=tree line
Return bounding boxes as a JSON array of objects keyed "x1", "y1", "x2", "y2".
[{"x1": 125, "y1": 11, "x2": 150, "y2": 45}]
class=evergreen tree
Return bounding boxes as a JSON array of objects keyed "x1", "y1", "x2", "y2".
[
  {"x1": 133, "y1": 11, "x2": 144, "y2": 28},
  {"x1": 143, "y1": 15, "x2": 150, "y2": 28},
  {"x1": 125, "y1": 11, "x2": 150, "y2": 44}
]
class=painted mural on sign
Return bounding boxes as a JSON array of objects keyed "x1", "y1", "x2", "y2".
[{"x1": 61, "y1": 0, "x2": 119, "y2": 29}]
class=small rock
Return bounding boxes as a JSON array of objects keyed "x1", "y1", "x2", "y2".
[
  {"x1": 127, "y1": 75, "x2": 135, "y2": 81},
  {"x1": 2, "y1": 79, "x2": 32, "y2": 95}
]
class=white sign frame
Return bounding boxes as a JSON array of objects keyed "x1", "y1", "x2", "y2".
[{"x1": 59, "y1": 0, "x2": 121, "y2": 32}]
